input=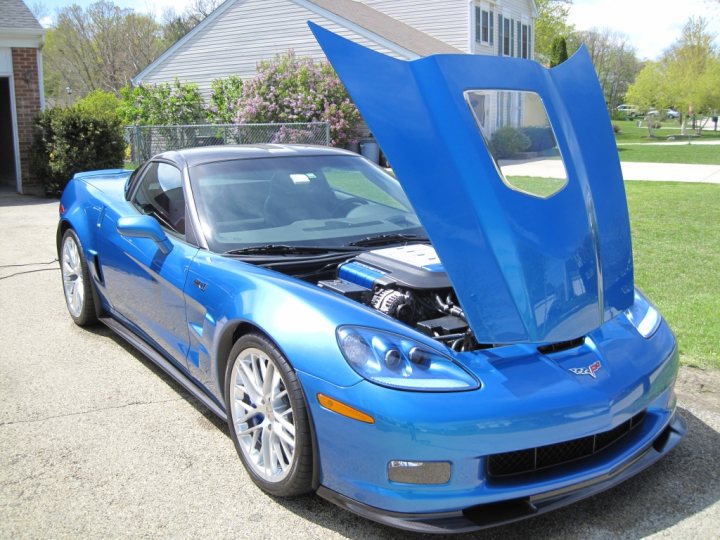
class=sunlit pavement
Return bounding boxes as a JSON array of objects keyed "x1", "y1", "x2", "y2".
[{"x1": 501, "y1": 159, "x2": 720, "y2": 184}]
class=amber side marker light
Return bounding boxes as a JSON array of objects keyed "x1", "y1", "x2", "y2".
[{"x1": 317, "y1": 394, "x2": 375, "y2": 424}]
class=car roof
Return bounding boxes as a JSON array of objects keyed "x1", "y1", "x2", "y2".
[{"x1": 157, "y1": 144, "x2": 358, "y2": 168}]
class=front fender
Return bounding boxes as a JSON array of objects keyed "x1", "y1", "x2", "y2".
[
  {"x1": 184, "y1": 252, "x2": 447, "y2": 401},
  {"x1": 58, "y1": 179, "x2": 105, "y2": 261}
]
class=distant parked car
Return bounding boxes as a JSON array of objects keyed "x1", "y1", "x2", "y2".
[
  {"x1": 616, "y1": 104, "x2": 640, "y2": 118},
  {"x1": 666, "y1": 109, "x2": 680, "y2": 119}
]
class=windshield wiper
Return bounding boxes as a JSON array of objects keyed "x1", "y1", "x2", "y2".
[
  {"x1": 348, "y1": 233, "x2": 429, "y2": 247},
  {"x1": 224, "y1": 244, "x2": 360, "y2": 256}
]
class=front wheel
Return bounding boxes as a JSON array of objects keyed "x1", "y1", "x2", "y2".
[
  {"x1": 60, "y1": 229, "x2": 97, "y2": 326},
  {"x1": 225, "y1": 334, "x2": 314, "y2": 497}
]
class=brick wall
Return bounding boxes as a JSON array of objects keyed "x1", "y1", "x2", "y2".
[{"x1": 12, "y1": 47, "x2": 41, "y2": 194}]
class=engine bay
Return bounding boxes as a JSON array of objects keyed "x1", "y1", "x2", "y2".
[{"x1": 315, "y1": 245, "x2": 480, "y2": 351}]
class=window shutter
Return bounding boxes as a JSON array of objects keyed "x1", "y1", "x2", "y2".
[
  {"x1": 475, "y1": 6, "x2": 481, "y2": 43},
  {"x1": 498, "y1": 14, "x2": 503, "y2": 55},
  {"x1": 489, "y1": 10, "x2": 494, "y2": 46},
  {"x1": 528, "y1": 25, "x2": 532, "y2": 58},
  {"x1": 510, "y1": 19, "x2": 514, "y2": 57}
]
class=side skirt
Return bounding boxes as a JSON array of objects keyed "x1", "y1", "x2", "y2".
[{"x1": 99, "y1": 316, "x2": 227, "y2": 422}]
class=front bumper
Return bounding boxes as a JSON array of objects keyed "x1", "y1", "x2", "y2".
[
  {"x1": 297, "y1": 315, "x2": 683, "y2": 529},
  {"x1": 317, "y1": 411, "x2": 686, "y2": 534}
]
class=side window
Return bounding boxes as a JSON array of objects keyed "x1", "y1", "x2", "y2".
[{"x1": 132, "y1": 162, "x2": 186, "y2": 236}]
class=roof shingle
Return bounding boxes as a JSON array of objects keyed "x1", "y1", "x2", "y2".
[
  {"x1": 308, "y1": 0, "x2": 462, "y2": 56},
  {"x1": 0, "y1": 0, "x2": 42, "y2": 30}
]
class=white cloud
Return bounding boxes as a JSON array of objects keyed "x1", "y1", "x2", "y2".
[{"x1": 568, "y1": 0, "x2": 720, "y2": 60}]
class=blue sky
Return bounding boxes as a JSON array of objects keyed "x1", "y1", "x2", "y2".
[{"x1": 37, "y1": 0, "x2": 720, "y2": 61}]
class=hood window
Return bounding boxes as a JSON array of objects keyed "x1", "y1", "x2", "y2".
[{"x1": 465, "y1": 90, "x2": 568, "y2": 198}]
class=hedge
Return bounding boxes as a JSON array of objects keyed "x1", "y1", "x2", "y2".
[{"x1": 30, "y1": 107, "x2": 125, "y2": 195}]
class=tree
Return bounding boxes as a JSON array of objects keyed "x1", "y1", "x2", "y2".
[
  {"x1": 626, "y1": 17, "x2": 719, "y2": 127},
  {"x1": 43, "y1": 1, "x2": 164, "y2": 101},
  {"x1": 534, "y1": 0, "x2": 574, "y2": 64},
  {"x1": 550, "y1": 36, "x2": 569, "y2": 67},
  {"x1": 236, "y1": 51, "x2": 361, "y2": 146},
  {"x1": 569, "y1": 28, "x2": 642, "y2": 108},
  {"x1": 161, "y1": 0, "x2": 223, "y2": 46}
]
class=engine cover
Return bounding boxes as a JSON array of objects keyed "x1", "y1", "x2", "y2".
[{"x1": 338, "y1": 244, "x2": 450, "y2": 290}]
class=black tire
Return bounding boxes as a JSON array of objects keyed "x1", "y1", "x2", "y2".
[
  {"x1": 224, "y1": 333, "x2": 314, "y2": 497},
  {"x1": 60, "y1": 229, "x2": 97, "y2": 327}
]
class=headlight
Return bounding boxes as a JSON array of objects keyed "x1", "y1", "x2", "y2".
[
  {"x1": 336, "y1": 326, "x2": 480, "y2": 391},
  {"x1": 625, "y1": 289, "x2": 662, "y2": 338}
]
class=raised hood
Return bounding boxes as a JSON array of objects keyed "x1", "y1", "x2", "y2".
[{"x1": 310, "y1": 23, "x2": 634, "y2": 344}]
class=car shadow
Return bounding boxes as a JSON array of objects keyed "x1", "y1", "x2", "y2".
[
  {"x1": 276, "y1": 407, "x2": 720, "y2": 539},
  {"x1": 0, "y1": 191, "x2": 56, "y2": 207},
  {"x1": 83, "y1": 323, "x2": 229, "y2": 434}
]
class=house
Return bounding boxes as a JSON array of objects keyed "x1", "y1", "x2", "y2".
[
  {"x1": 0, "y1": 0, "x2": 44, "y2": 194},
  {"x1": 134, "y1": 0, "x2": 537, "y2": 97}
]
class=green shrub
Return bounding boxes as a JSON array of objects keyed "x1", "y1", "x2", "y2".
[
  {"x1": 520, "y1": 126, "x2": 555, "y2": 152},
  {"x1": 207, "y1": 75, "x2": 244, "y2": 124},
  {"x1": 75, "y1": 89, "x2": 121, "y2": 120},
  {"x1": 489, "y1": 126, "x2": 531, "y2": 159},
  {"x1": 118, "y1": 79, "x2": 206, "y2": 126},
  {"x1": 30, "y1": 106, "x2": 125, "y2": 195}
]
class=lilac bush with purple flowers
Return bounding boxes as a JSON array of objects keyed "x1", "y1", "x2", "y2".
[{"x1": 236, "y1": 51, "x2": 361, "y2": 147}]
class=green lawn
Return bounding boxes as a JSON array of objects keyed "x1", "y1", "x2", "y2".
[
  {"x1": 614, "y1": 119, "x2": 720, "y2": 144},
  {"x1": 505, "y1": 176, "x2": 566, "y2": 197},
  {"x1": 626, "y1": 181, "x2": 720, "y2": 369},
  {"x1": 617, "y1": 144, "x2": 720, "y2": 165}
]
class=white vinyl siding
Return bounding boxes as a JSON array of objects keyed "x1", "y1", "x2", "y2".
[
  {"x1": 142, "y1": 0, "x2": 399, "y2": 96},
  {"x1": 358, "y1": 0, "x2": 469, "y2": 52}
]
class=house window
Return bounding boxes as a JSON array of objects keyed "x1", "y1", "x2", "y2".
[
  {"x1": 521, "y1": 24, "x2": 529, "y2": 59},
  {"x1": 475, "y1": 7, "x2": 494, "y2": 45}
]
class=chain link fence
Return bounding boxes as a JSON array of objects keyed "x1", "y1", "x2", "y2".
[{"x1": 124, "y1": 122, "x2": 331, "y2": 164}]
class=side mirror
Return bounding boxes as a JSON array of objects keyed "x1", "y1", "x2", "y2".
[{"x1": 117, "y1": 215, "x2": 173, "y2": 254}]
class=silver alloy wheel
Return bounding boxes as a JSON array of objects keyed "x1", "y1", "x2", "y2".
[
  {"x1": 230, "y1": 347, "x2": 296, "y2": 482},
  {"x1": 61, "y1": 235, "x2": 84, "y2": 318}
]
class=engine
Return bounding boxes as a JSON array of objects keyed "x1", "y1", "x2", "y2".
[{"x1": 317, "y1": 245, "x2": 478, "y2": 351}]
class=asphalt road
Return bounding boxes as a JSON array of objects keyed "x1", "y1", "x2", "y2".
[{"x1": 1, "y1": 192, "x2": 718, "y2": 539}]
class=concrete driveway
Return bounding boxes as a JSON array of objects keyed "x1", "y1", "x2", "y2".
[{"x1": 1, "y1": 192, "x2": 719, "y2": 539}]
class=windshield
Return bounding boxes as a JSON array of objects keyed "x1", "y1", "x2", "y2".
[{"x1": 189, "y1": 154, "x2": 425, "y2": 253}]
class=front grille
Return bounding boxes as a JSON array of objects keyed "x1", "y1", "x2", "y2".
[{"x1": 487, "y1": 410, "x2": 647, "y2": 477}]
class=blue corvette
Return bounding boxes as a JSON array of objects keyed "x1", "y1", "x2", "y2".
[{"x1": 57, "y1": 27, "x2": 685, "y2": 533}]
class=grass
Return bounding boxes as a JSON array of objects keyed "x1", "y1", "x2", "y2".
[
  {"x1": 505, "y1": 176, "x2": 566, "y2": 197},
  {"x1": 617, "y1": 144, "x2": 720, "y2": 165},
  {"x1": 625, "y1": 181, "x2": 720, "y2": 369},
  {"x1": 613, "y1": 120, "x2": 720, "y2": 144}
]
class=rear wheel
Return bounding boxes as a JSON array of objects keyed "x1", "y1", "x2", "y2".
[
  {"x1": 224, "y1": 333, "x2": 314, "y2": 496},
  {"x1": 60, "y1": 229, "x2": 97, "y2": 326}
]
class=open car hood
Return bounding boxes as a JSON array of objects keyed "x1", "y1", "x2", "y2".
[{"x1": 310, "y1": 23, "x2": 634, "y2": 344}]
